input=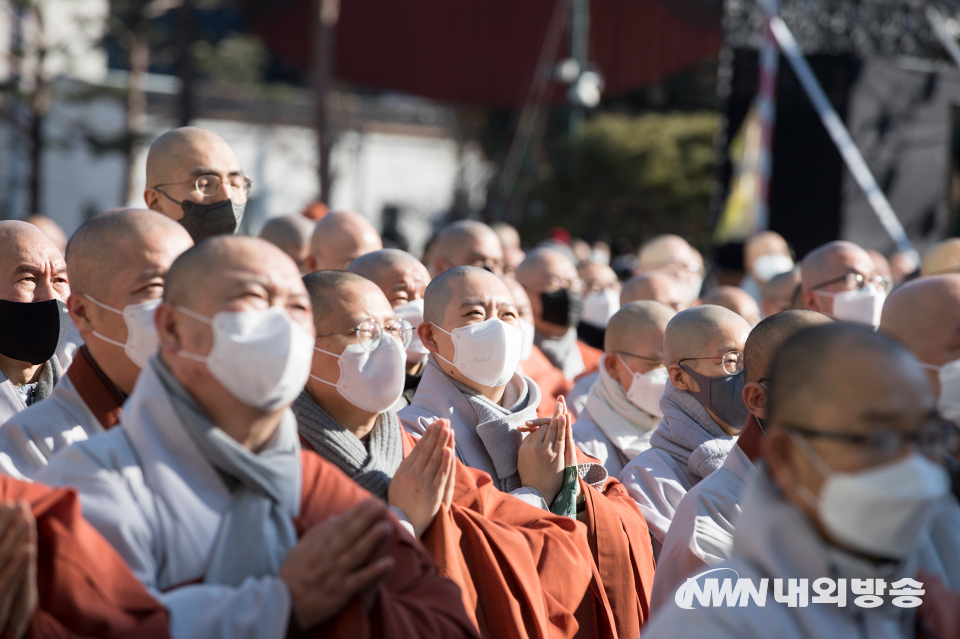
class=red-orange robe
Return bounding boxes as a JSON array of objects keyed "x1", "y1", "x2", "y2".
[
  {"x1": 0, "y1": 478, "x2": 169, "y2": 639},
  {"x1": 296, "y1": 450, "x2": 479, "y2": 639},
  {"x1": 520, "y1": 345, "x2": 572, "y2": 419}
]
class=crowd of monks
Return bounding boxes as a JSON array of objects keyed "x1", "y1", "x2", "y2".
[{"x1": 1, "y1": 125, "x2": 960, "y2": 638}]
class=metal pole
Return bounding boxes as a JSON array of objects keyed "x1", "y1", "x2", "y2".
[
  {"x1": 569, "y1": 0, "x2": 588, "y2": 136},
  {"x1": 926, "y1": 5, "x2": 960, "y2": 70},
  {"x1": 770, "y1": 16, "x2": 919, "y2": 264},
  {"x1": 754, "y1": 0, "x2": 780, "y2": 233}
]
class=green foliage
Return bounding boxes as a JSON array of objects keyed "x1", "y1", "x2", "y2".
[{"x1": 521, "y1": 111, "x2": 718, "y2": 250}]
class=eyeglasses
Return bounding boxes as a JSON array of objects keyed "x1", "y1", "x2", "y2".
[
  {"x1": 154, "y1": 174, "x2": 253, "y2": 203},
  {"x1": 317, "y1": 318, "x2": 413, "y2": 352},
  {"x1": 542, "y1": 276, "x2": 583, "y2": 294},
  {"x1": 785, "y1": 421, "x2": 960, "y2": 457},
  {"x1": 811, "y1": 270, "x2": 891, "y2": 294},
  {"x1": 617, "y1": 350, "x2": 664, "y2": 367},
  {"x1": 678, "y1": 351, "x2": 744, "y2": 375}
]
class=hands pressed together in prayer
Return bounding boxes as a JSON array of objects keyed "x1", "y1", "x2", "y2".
[
  {"x1": 388, "y1": 419, "x2": 456, "y2": 537},
  {"x1": 517, "y1": 396, "x2": 579, "y2": 505},
  {"x1": 0, "y1": 502, "x2": 38, "y2": 639}
]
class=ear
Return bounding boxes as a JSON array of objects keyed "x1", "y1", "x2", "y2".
[
  {"x1": 419, "y1": 322, "x2": 440, "y2": 354},
  {"x1": 802, "y1": 290, "x2": 820, "y2": 312},
  {"x1": 667, "y1": 364, "x2": 689, "y2": 391},
  {"x1": 431, "y1": 257, "x2": 449, "y2": 278},
  {"x1": 303, "y1": 254, "x2": 320, "y2": 274},
  {"x1": 155, "y1": 303, "x2": 182, "y2": 352},
  {"x1": 603, "y1": 353, "x2": 621, "y2": 382},
  {"x1": 66, "y1": 294, "x2": 94, "y2": 333},
  {"x1": 743, "y1": 382, "x2": 767, "y2": 420},
  {"x1": 143, "y1": 188, "x2": 162, "y2": 213}
]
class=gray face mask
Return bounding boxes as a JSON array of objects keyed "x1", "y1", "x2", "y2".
[
  {"x1": 680, "y1": 364, "x2": 748, "y2": 429},
  {"x1": 177, "y1": 198, "x2": 245, "y2": 242}
]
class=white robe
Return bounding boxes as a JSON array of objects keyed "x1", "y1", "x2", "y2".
[
  {"x1": 397, "y1": 360, "x2": 549, "y2": 510},
  {"x1": 650, "y1": 444, "x2": 754, "y2": 611},
  {"x1": 0, "y1": 368, "x2": 26, "y2": 427},
  {"x1": 573, "y1": 410, "x2": 631, "y2": 478},
  {"x1": 618, "y1": 447, "x2": 698, "y2": 558},
  {"x1": 567, "y1": 371, "x2": 597, "y2": 417},
  {"x1": 36, "y1": 362, "x2": 294, "y2": 639},
  {"x1": 0, "y1": 374, "x2": 103, "y2": 480},
  {"x1": 643, "y1": 466, "x2": 956, "y2": 639}
]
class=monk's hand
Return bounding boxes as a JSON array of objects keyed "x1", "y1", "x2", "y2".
[
  {"x1": 518, "y1": 400, "x2": 566, "y2": 504},
  {"x1": 388, "y1": 419, "x2": 454, "y2": 537},
  {"x1": 280, "y1": 499, "x2": 395, "y2": 632},
  {"x1": 0, "y1": 502, "x2": 36, "y2": 639}
]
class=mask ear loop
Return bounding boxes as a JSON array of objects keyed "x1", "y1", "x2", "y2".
[
  {"x1": 171, "y1": 306, "x2": 214, "y2": 363},
  {"x1": 427, "y1": 323, "x2": 460, "y2": 369}
]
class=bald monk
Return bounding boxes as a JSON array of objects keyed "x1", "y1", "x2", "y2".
[
  {"x1": 739, "y1": 231, "x2": 794, "y2": 303},
  {"x1": 922, "y1": 238, "x2": 960, "y2": 277},
  {"x1": 143, "y1": 126, "x2": 250, "y2": 242},
  {"x1": 428, "y1": 220, "x2": 504, "y2": 277},
  {"x1": 293, "y1": 271, "x2": 599, "y2": 638},
  {"x1": 800, "y1": 240, "x2": 888, "y2": 328},
  {"x1": 37, "y1": 237, "x2": 475, "y2": 639},
  {"x1": 305, "y1": 210, "x2": 382, "y2": 272},
  {"x1": 760, "y1": 268, "x2": 800, "y2": 318},
  {"x1": 620, "y1": 271, "x2": 687, "y2": 312},
  {"x1": 572, "y1": 302, "x2": 676, "y2": 477},
  {"x1": 516, "y1": 249, "x2": 603, "y2": 383},
  {"x1": 259, "y1": 214, "x2": 315, "y2": 273},
  {"x1": 651, "y1": 310, "x2": 832, "y2": 611},
  {"x1": 635, "y1": 234, "x2": 705, "y2": 305},
  {"x1": 399, "y1": 266, "x2": 657, "y2": 638},
  {"x1": 491, "y1": 221, "x2": 524, "y2": 276},
  {"x1": 0, "y1": 221, "x2": 70, "y2": 425},
  {"x1": 0, "y1": 477, "x2": 172, "y2": 638},
  {"x1": 0, "y1": 210, "x2": 193, "y2": 479},
  {"x1": 868, "y1": 249, "x2": 893, "y2": 283},
  {"x1": 501, "y1": 276, "x2": 571, "y2": 419},
  {"x1": 701, "y1": 285, "x2": 762, "y2": 327},
  {"x1": 619, "y1": 305, "x2": 751, "y2": 558},
  {"x1": 24, "y1": 215, "x2": 67, "y2": 254},
  {"x1": 347, "y1": 249, "x2": 431, "y2": 405},
  {"x1": 577, "y1": 262, "x2": 621, "y2": 350},
  {"x1": 643, "y1": 324, "x2": 956, "y2": 637}
]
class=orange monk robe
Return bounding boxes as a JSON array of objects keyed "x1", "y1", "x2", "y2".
[
  {"x1": 0, "y1": 478, "x2": 169, "y2": 639},
  {"x1": 519, "y1": 345, "x2": 572, "y2": 419},
  {"x1": 571, "y1": 447, "x2": 656, "y2": 639},
  {"x1": 296, "y1": 450, "x2": 480, "y2": 639},
  {"x1": 397, "y1": 430, "x2": 595, "y2": 639}
]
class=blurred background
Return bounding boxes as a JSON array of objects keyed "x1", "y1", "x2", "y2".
[{"x1": 3, "y1": 0, "x2": 960, "y2": 274}]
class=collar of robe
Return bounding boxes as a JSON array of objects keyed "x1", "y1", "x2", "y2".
[{"x1": 66, "y1": 345, "x2": 125, "y2": 429}]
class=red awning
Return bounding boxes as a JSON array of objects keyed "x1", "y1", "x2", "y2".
[{"x1": 248, "y1": 0, "x2": 722, "y2": 107}]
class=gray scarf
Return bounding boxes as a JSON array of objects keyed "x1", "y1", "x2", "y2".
[
  {"x1": 18, "y1": 356, "x2": 61, "y2": 407},
  {"x1": 449, "y1": 367, "x2": 540, "y2": 492},
  {"x1": 151, "y1": 358, "x2": 300, "y2": 588},
  {"x1": 291, "y1": 391, "x2": 403, "y2": 500},
  {"x1": 535, "y1": 327, "x2": 585, "y2": 380},
  {"x1": 649, "y1": 381, "x2": 736, "y2": 480}
]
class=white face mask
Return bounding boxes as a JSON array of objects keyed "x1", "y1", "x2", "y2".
[
  {"x1": 176, "y1": 306, "x2": 314, "y2": 411},
  {"x1": 815, "y1": 286, "x2": 886, "y2": 330},
  {"x1": 393, "y1": 299, "x2": 428, "y2": 364},
  {"x1": 791, "y1": 432, "x2": 947, "y2": 559},
  {"x1": 921, "y1": 359, "x2": 960, "y2": 424},
  {"x1": 617, "y1": 354, "x2": 668, "y2": 417},
  {"x1": 84, "y1": 295, "x2": 161, "y2": 369},
  {"x1": 682, "y1": 274, "x2": 704, "y2": 305},
  {"x1": 519, "y1": 318, "x2": 536, "y2": 362},
  {"x1": 433, "y1": 318, "x2": 523, "y2": 387},
  {"x1": 752, "y1": 253, "x2": 794, "y2": 283},
  {"x1": 581, "y1": 288, "x2": 620, "y2": 328},
  {"x1": 313, "y1": 335, "x2": 406, "y2": 413}
]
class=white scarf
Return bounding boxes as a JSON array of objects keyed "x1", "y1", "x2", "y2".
[{"x1": 582, "y1": 356, "x2": 658, "y2": 459}]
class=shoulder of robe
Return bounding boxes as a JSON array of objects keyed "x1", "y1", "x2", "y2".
[
  {"x1": 575, "y1": 340, "x2": 604, "y2": 380},
  {"x1": 296, "y1": 448, "x2": 379, "y2": 530},
  {"x1": 0, "y1": 474, "x2": 69, "y2": 509}
]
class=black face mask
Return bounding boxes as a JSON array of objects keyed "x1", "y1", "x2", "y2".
[
  {"x1": 540, "y1": 288, "x2": 583, "y2": 327},
  {"x1": 178, "y1": 198, "x2": 245, "y2": 243},
  {"x1": 0, "y1": 299, "x2": 68, "y2": 364},
  {"x1": 680, "y1": 364, "x2": 749, "y2": 430}
]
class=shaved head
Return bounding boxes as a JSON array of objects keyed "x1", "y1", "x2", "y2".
[
  {"x1": 880, "y1": 275, "x2": 960, "y2": 396},
  {"x1": 0, "y1": 220, "x2": 68, "y2": 303},
  {"x1": 491, "y1": 222, "x2": 520, "y2": 250},
  {"x1": 701, "y1": 286, "x2": 762, "y2": 327},
  {"x1": 308, "y1": 211, "x2": 382, "y2": 272},
  {"x1": 145, "y1": 127, "x2": 237, "y2": 189},
  {"x1": 515, "y1": 248, "x2": 581, "y2": 335},
  {"x1": 761, "y1": 269, "x2": 801, "y2": 318},
  {"x1": 424, "y1": 265, "x2": 483, "y2": 325},
  {"x1": 800, "y1": 240, "x2": 876, "y2": 314},
  {"x1": 620, "y1": 272, "x2": 686, "y2": 311},
  {"x1": 66, "y1": 209, "x2": 192, "y2": 298},
  {"x1": 664, "y1": 305, "x2": 751, "y2": 367},
  {"x1": 605, "y1": 301, "x2": 675, "y2": 355},
  {"x1": 743, "y1": 309, "x2": 832, "y2": 384},
  {"x1": 302, "y1": 270, "x2": 380, "y2": 333},
  {"x1": 637, "y1": 234, "x2": 702, "y2": 272},
  {"x1": 743, "y1": 231, "x2": 791, "y2": 280},
  {"x1": 430, "y1": 220, "x2": 504, "y2": 276},
  {"x1": 921, "y1": 238, "x2": 960, "y2": 277},
  {"x1": 24, "y1": 215, "x2": 67, "y2": 253},
  {"x1": 347, "y1": 248, "x2": 430, "y2": 308},
  {"x1": 258, "y1": 215, "x2": 315, "y2": 273},
  {"x1": 578, "y1": 262, "x2": 619, "y2": 294}
]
